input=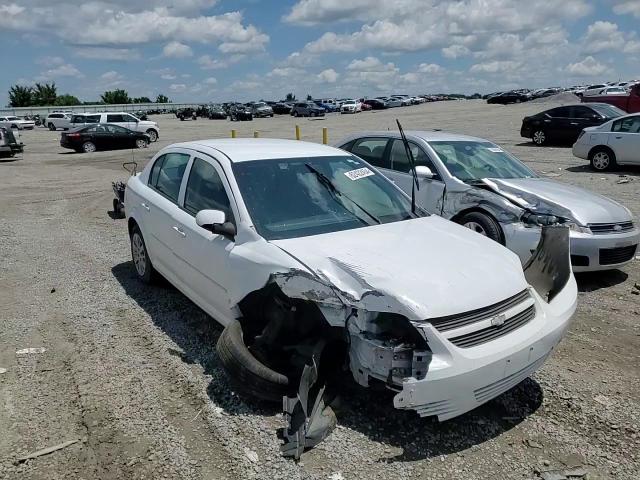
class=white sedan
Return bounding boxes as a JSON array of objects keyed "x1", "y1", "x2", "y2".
[
  {"x1": 340, "y1": 99, "x2": 362, "y2": 114},
  {"x1": 573, "y1": 113, "x2": 640, "y2": 170},
  {"x1": 0, "y1": 116, "x2": 35, "y2": 130},
  {"x1": 124, "y1": 138, "x2": 576, "y2": 424}
]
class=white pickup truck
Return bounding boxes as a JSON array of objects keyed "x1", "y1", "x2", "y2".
[{"x1": 70, "y1": 112, "x2": 159, "y2": 142}]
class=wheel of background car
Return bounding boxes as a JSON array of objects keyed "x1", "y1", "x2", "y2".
[
  {"x1": 48, "y1": 123, "x2": 56, "y2": 131},
  {"x1": 146, "y1": 129, "x2": 158, "y2": 142},
  {"x1": 179, "y1": 115, "x2": 184, "y2": 121},
  {"x1": 310, "y1": 111, "x2": 316, "y2": 117},
  {"x1": 458, "y1": 211, "x2": 504, "y2": 243},
  {"x1": 532, "y1": 130, "x2": 547, "y2": 145},
  {"x1": 130, "y1": 226, "x2": 157, "y2": 284},
  {"x1": 590, "y1": 148, "x2": 616, "y2": 171},
  {"x1": 216, "y1": 319, "x2": 290, "y2": 403},
  {"x1": 135, "y1": 139, "x2": 148, "y2": 149},
  {"x1": 82, "y1": 141, "x2": 96, "y2": 153},
  {"x1": 293, "y1": 111, "x2": 299, "y2": 117}
]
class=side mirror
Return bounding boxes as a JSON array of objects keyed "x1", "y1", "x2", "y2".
[
  {"x1": 196, "y1": 209, "x2": 236, "y2": 239},
  {"x1": 415, "y1": 165, "x2": 434, "y2": 179}
]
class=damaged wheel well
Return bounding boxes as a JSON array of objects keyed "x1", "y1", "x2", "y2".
[
  {"x1": 451, "y1": 208, "x2": 505, "y2": 244},
  {"x1": 128, "y1": 218, "x2": 138, "y2": 237}
]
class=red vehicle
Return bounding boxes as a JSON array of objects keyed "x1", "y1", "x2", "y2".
[{"x1": 582, "y1": 83, "x2": 640, "y2": 113}]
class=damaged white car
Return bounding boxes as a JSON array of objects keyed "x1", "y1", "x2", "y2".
[
  {"x1": 123, "y1": 139, "x2": 577, "y2": 456},
  {"x1": 337, "y1": 131, "x2": 639, "y2": 272}
]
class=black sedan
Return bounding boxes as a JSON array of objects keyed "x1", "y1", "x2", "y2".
[
  {"x1": 487, "y1": 90, "x2": 530, "y2": 104},
  {"x1": 207, "y1": 105, "x2": 227, "y2": 119},
  {"x1": 272, "y1": 102, "x2": 293, "y2": 114},
  {"x1": 363, "y1": 99, "x2": 388, "y2": 110},
  {"x1": 61, "y1": 124, "x2": 150, "y2": 153},
  {"x1": 520, "y1": 103, "x2": 625, "y2": 146}
]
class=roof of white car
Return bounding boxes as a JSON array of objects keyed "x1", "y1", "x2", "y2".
[
  {"x1": 339, "y1": 130, "x2": 489, "y2": 143},
  {"x1": 174, "y1": 138, "x2": 346, "y2": 162}
]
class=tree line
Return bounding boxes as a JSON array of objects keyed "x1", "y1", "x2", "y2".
[{"x1": 8, "y1": 84, "x2": 171, "y2": 108}]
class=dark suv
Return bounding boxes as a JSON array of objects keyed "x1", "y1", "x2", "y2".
[{"x1": 290, "y1": 102, "x2": 325, "y2": 117}]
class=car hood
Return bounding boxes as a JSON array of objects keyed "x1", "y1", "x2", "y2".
[
  {"x1": 271, "y1": 216, "x2": 527, "y2": 320},
  {"x1": 483, "y1": 177, "x2": 632, "y2": 225}
]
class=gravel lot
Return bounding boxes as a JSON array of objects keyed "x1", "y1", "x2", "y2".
[{"x1": 1, "y1": 100, "x2": 639, "y2": 480}]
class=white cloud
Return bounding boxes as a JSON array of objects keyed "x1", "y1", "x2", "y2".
[
  {"x1": 169, "y1": 83, "x2": 187, "y2": 92},
  {"x1": 204, "y1": 77, "x2": 218, "y2": 85},
  {"x1": 417, "y1": 63, "x2": 444, "y2": 74},
  {"x1": 36, "y1": 63, "x2": 84, "y2": 80},
  {"x1": 624, "y1": 40, "x2": 640, "y2": 55},
  {"x1": 74, "y1": 47, "x2": 141, "y2": 60},
  {"x1": 566, "y1": 56, "x2": 607, "y2": 76},
  {"x1": 317, "y1": 68, "x2": 339, "y2": 83},
  {"x1": 442, "y1": 44, "x2": 470, "y2": 59},
  {"x1": 197, "y1": 54, "x2": 244, "y2": 70},
  {"x1": 163, "y1": 41, "x2": 193, "y2": 58},
  {"x1": 347, "y1": 56, "x2": 397, "y2": 72},
  {"x1": 36, "y1": 56, "x2": 65, "y2": 67},
  {"x1": 470, "y1": 60, "x2": 523, "y2": 74},
  {"x1": 613, "y1": 0, "x2": 640, "y2": 18},
  {"x1": 583, "y1": 21, "x2": 626, "y2": 53},
  {"x1": 100, "y1": 71, "x2": 123, "y2": 82}
]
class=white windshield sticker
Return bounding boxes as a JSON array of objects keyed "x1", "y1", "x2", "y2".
[
  {"x1": 344, "y1": 167, "x2": 374, "y2": 181},
  {"x1": 488, "y1": 147, "x2": 504, "y2": 153}
]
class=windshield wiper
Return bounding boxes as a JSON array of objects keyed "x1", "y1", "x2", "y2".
[{"x1": 304, "y1": 163, "x2": 381, "y2": 225}]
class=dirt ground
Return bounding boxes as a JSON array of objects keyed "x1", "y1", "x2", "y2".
[{"x1": 1, "y1": 100, "x2": 639, "y2": 480}]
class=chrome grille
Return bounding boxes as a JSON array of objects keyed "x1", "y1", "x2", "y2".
[
  {"x1": 588, "y1": 221, "x2": 634, "y2": 235},
  {"x1": 449, "y1": 305, "x2": 536, "y2": 348},
  {"x1": 428, "y1": 289, "x2": 531, "y2": 333}
]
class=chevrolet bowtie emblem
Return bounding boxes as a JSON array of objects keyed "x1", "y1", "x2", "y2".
[
  {"x1": 490, "y1": 313, "x2": 507, "y2": 327},
  {"x1": 613, "y1": 224, "x2": 622, "y2": 231}
]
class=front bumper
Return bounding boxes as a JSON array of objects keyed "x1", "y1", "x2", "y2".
[
  {"x1": 394, "y1": 279, "x2": 577, "y2": 419},
  {"x1": 504, "y1": 223, "x2": 639, "y2": 272},
  {"x1": 520, "y1": 125, "x2": 532, "y2": 138}
]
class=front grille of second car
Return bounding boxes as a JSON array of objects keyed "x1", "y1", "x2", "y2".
[
  {"x1": 448, "y1": 305, "x2": 536, "y2": 349},
  {"x1": 428, "y1": 289, "x2": 531, "y2": 332},
  {"x1": 599, "y1": 245, "x2": 637, "y2": 265}
]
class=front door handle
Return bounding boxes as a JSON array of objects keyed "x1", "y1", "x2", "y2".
[
  {"x1": 141, "y1": 202, "x2": 150, "y2": 212},
  {"x1": 172, "y1": 226, "x2": 186, "y2": 237},
  {"x1": 570, "y1": 122, "x2": 578, "y2": 125}
]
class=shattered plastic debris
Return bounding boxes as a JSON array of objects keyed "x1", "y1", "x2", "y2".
[
  {"x1": 0, "y1": 368, "x2": 7, "y2": 374},
  {"x1": 244, "y1": 448, "x2": 259, "y2": 464},
  {"x1": 16, "y1": 347, "x2": 46, "y2": 356}
]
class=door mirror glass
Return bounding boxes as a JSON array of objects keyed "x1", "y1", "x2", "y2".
[{"x1": 415, "y1": 165, "x2": 434, "y2": 179}]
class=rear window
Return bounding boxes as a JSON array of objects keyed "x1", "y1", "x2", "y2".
[{"x1": 591, "y1": 104, "x2": 625, "y2": 119}]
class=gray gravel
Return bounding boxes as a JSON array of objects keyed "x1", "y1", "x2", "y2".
[{"x1": 0, "y1": 100, "x2": 639, "y2": 479}]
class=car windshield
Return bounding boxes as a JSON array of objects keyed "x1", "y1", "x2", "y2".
[
  {"x1": 232, "y1": 155, "x2": 418, "y2": 240},
  {"x1": 592, "y1": 104, "x2": 626, "y2": 118},
  {"x1": 429, "y1": 141, "x2": 537, "y2": 182}
]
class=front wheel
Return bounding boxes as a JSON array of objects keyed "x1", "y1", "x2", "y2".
[
  {"x1": 48, "y1": 123, "x2": 56, "y2": 131},
  {"x1": 458, "y1": 211, "x2": 503, "y2": 243},
  {"x1": 532, "y1": 130, "x2": 547, "y2": 145},
  {"x1": 146, "y1": 129, "x2": 158, "y2": 142},
  {"x1": 130, "y1": 226, "x2": 157, "y2": 284},
  {"x1": 135, "y1": 138, "x2": 148, "y2": 149},
  {"x1": 590, "y1": 148, "x2": 616, "y2": 171}
]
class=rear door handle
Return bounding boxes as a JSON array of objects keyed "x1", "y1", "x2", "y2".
[
  {"x1": 570, "y1": 122, "x2": 578, "y2": 125},
  {"x1": 172, "y1": 226, "x2": 186, "y2": 237},
  {"x1": 615, "y1": 136, "x2": 622, "y2": 139},
  {"x1": 141, "y1": 202, "x2": 150, "y2": 212}
]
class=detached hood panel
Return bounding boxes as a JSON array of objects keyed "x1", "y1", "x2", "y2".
[
  {"x1": 272, "y1": 216, "x2": 527, "y2": 320},
  {"x1": 484, "y1": 178, "x2": 632, "y2": 225}
]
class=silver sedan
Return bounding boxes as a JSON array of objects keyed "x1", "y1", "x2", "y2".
[{"x1": 336, "y1": 130, "x2": 639, "y2": 272}]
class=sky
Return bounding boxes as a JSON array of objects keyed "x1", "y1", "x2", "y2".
[{"x1": 1, "y1": 0, "x2": 639, "y2": 105}]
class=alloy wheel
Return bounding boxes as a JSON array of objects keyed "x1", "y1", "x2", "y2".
[
  {"x1": 132, "y1": 233, "x2": 146, "y2": 277},
  {"x1": 533, "y1": 131, "x2": 546, "y2": 145},
  {"x1": 592, "y1": 152, "x2": 610, "y2": 170},
  {"x1": 464, "y1": 221, "x2": 488, "y2": 236}
]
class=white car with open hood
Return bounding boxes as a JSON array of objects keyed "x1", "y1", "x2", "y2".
[{"x1": 123, "y1": 139, "x2": 576, "y2": 450}]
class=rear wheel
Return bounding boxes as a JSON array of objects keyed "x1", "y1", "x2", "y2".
[
  {"x1": 458, "y1": 211, "x2": 503, "y2": 243},
  {"x1": 135, "y1": 138, "x2": 148, "y2": 149},
  {"x1": 532, "y1": 130, "x2": 547, "y2": 145},
  {"x1": 590, "y1": 147, "x2": 616, "y2": 171},
  {"x1": 130, "y1": 226, "x2": 156, "y2": 284},
  {"x1": 82, "y1": 141, "x2": 96, "y2": 153},
  {"x1": 48, "y1": 123, "x2": 56, "y2": 131}
]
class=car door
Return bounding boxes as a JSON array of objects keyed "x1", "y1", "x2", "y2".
[
  {"x1": 544, "y1": 107, "x2": 573, "y2": 141},
  {"x1": 609, "y1": 116, "x2": 640, "y2": 164},
  {"x1": 105, "y1": 124, "x2": 135, "y2": 149},
  {"x1": 105, "y1": 113, "x2": 135, "y2": 131},
  {"x1": 171, "y1": 157, "x2": 237, "y2": 322},
  {"x1": 386, "y1": 139, "x2": 446, "y2": 214},
  {"x1": 143, "y1": 152, "x2": 192, "y2": 276}
]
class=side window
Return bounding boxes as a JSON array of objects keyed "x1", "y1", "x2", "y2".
[
  {"x1": 84, "y1": 125, "x2": 98, "y2": 133},
  {"x1": 389, "y1": 140, "x2": 441, "y2": 179},
  {"x1": 183, "y1": 158, "x2": 234, "y2": 222},
  {"x1": 150, "y1": 153, "x2": 190, "y2": 203},
  {"x1": 86, "y1": 115, "x2": 101, "y2": 123},
  {"x1": 105, "y1": 125, "x2": 128, "y2": 134},
  {"x1": 571, "y1": 106, "x2": 595, "y2": 119},
  {"x1": 123, "y1": 114, "x2": 137, "y2": 122},
  {"x1": 612, "y1": 116, "x2": 640, "y2": 133},
  {"x1": 548, "y1": 107, "x2": 570, "y2": 118},
  {"x1": 106, "y1": 114, "x2": 125, "y2": 123},
  {"x1": 149, "y1": 155, "x2": 165, "y2": 188},
  {"x1": 350, "y1": 137, "x2": 390, "y2": 169}
]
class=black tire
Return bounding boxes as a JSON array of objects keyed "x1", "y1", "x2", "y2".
[
  {"x1": 293, "y1": 111, "x2": 299, "y2": 117},
  {"x1": 216, "y1": 319, "x2": 290, "y2": 403},
  {"x1": 82, "y1": 141, "x2": 96, "y2": 153},
  {"x1": 112, "y1": 199, "x2": 125, "y2": 218},
  {"x1": 532, "y1": 129, "x2": 547, "y2": 146},
  {"x1": 146, "y1": 129, "x2": 158, "y2": 142},
  {"x1": 48, "y1": 123, "x2": 56, "y2": 131},
  {"x1": 458, "y1": 211, "x2": 504, "y2": 243},
  {"x1": 589, "y1": 147, "x2": 616, "y2": 171},
  {"x1": 130, "y1": 225, "x2": 157, "y2": 284}
]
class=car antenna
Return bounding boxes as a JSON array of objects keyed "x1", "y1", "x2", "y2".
[{"x1": 396, "y1": 119, "x2": 419, "y2": 214}]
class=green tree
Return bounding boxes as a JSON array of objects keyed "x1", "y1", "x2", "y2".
[
  {"x1": 133, "y1": 96, "x2": 152, "y2": 103},
  {"x1": 101, "y1": 89, "x2": 131, "y2": 104},
  {"x1": 155, "y1": 94, "x2": 170, "y2": 103},
  {"x1": 8, "y1": 85, "x2": 34, "y2": 107},
  {"x1": 54, "y1": 94, "x2": 81, "y2": 106},
  {"x1": 285, "y1": 92, "x2": 296, "y2": 101},
  {"x1": 33, "y1": 82, "x2": 57, "y2": 106}
]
